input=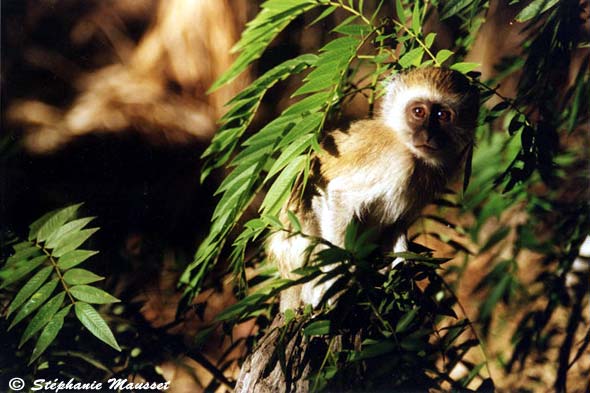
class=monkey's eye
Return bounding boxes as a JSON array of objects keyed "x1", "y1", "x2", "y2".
[
  {"x1": 437, "y1": 110, "x2": 452, "y2": 121},
  {"x1": 412, "y1": 107, "x2": 426, "y2": 118}
]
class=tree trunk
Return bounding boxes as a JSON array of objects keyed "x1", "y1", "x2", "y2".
[{"x1": 234, "y1": 314, "x2": 326, "y2": 393}]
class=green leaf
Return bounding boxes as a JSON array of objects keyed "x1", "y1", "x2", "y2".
[
  {"x1": 35, "y1": 203, "x2": 83, "y2": 242},
  {"x1": 400, "y1": 337, "x2": 427, "y2": 351},
  {"x1": 287, "y1": 210, "x2": 302, "y2": 232},
  {"x1": 75, "y1": 302, "x2": 121, "y2": 351},
  {"x1": 52, "y1": 228, "x2": 99, "y2": 258},
  {"x1": 284, "y1": 308, "x2": 296, "y2": 324},
  {"x1": 5, "y1": 246, "x2": 41, "y2": 266},
  {"x1": 450, "y1": 62, "x2": 480, "y2": 73},
  {"x1": 45, "y1": 217, "x2": 95, "y2": 249},
  {"x1": 395, "y1": 308, "x2": 418, "y2": 333},
  {"x1": 424, "y1": 32, "x2": 436, "y2": 48},
  {"x1": 210, "y1": 0, "x2": 318, "y2": 91},
  {"x1": 19, "y1": 291, "x2": 65, "y2": 348},
  {"x1": 399, "y1": 47, "x2": 424, "y2": 68},
  {"x1": 283, "y1": 92, "x2": 331, "y2": 116},
  {"x1": 292, "y1": 69, "x2": 336, "y2": 96},
  {"x1": 480, "y1": 275, "x2": 511, "y2": 319},
  {"x1": 332, "y1": 23, "x2": 371, "y2": 37},
  {"x1": 435, "y1": 49, "x2": 454, "y2": 65},
  {"x1": 353, "y1": 341, "x2": 396, "y2": 361},
  {"x1": 515, "y1": 0, "x2": 559, "y2": 22},
  {"x1": 9, "y1": 280, "x2": 59, "y2": 330},
  {"x1": 214, "y1": 292, "x2": 268, "y2": 322},
  {"x1": 28, "y1": 305, "x2": 71, "y2": 365},
  {"x1": 304, "y1": 319, "x2": 331, "y2": 336},
  {"x1": 319, "y1": 35, "x2": 358, "y2": 53},
  {"x1": 63, "y1": 269, "x2": 104, "y2": 285},
  {"x1": 411, "y1": 2, "x2": 421, "y2": 33},
  {"x1": 440, "y1": 0, "x2": 477, "y2": 20},
  {"x1": 308, "y1": 5, "x2": 336, "y2": 27},
  {"x1": 216, "y1": 163, "x2": 258, "y2": 196},
  {"x1": 57, "y1": 250, "x2": 99, "y2": 270},
  {"x1": 7, "y1": 266, "x2": 53, "y2": 316},
  {"x1": 266, "y1": 132, "x2": 316, "y2": 181},
  {"x1": 194, "y1": 325, "x2": 216, "y2": 349},
  {"x1": 29, "y1": 210, "x2": 59, "y2": 241},
  {"x1": 260, "y1": 155, "x2": 306, "y2": 216},
  {"x1": 0, "y1": 255, "x2": 48, "y2": 289},
  {"x1": 13, "y1": 241, "x2": 34, "y2": 251},
  {"x1": 69, "y1": 285, "x2": 120, "y2": 304},
  {"x1": 395, "y1": 0, "x2": 405, "y2": 21}
]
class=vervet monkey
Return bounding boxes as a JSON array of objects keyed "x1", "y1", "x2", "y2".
[{"x1": 268, "y1": 67, "x2": 480, "y2": 311}]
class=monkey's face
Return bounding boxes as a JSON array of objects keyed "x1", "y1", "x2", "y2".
[
  {"x1": 381, "y1": 67, "x2": 479, "y2": 168},
  {"x1": 405, "y1": 99, "x2": 455, "y2": 159}
]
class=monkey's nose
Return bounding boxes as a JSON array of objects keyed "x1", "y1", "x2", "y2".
[{"x1": 412, "y1": 131, "x2": 439, "y2": 151}]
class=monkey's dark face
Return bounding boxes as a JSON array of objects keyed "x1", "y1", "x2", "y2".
[{"x1": 405, "y1": 99, "x2": 455, "y2": 154}]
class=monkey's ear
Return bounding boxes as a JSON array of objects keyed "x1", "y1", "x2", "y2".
[{"x1": 462, "y1": 144, "x2": 473, "y2": 193}]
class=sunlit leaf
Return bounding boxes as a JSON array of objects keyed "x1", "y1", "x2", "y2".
[
  {"x1": 36, "y1": 203, "x2": 83, "y2": 242},
  {"x1": 261, "y1": 156, "x2": 307, "y2": 216},
  {"x1": 210, "y1": 0, "x2": 319, "y2": 90},
  {"x1": 29, "y1": 210, "x2": 59, "y2": 241},
  {"x1": 52, "y1": 228, "x2": 99, "y2": 258},
  {"x1": 45, "y1": 217, "x2": 95, "y2": 249},
  {"x1": 399, "y1": 47, "x2": 424, "y2": 68},
  {"x1": 435, "y1": 49, "x2": 454, "y2": 65},
  {"x1": 515, "y1": 0, "x2": 559, "y2": 22},
  {"x1": 450, "y1": 62, "x2": 480, "y2": 73}
]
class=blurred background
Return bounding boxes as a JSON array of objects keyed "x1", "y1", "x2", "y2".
[{"x1": 1, "y1": 0, "x2": 588, "y2": 392}]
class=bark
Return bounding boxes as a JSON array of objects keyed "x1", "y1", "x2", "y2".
[{"x1": 234, "y1": 314, "x2": 326, "y2": 393}]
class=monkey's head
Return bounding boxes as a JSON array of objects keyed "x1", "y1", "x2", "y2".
[{"x1": 381, "y1": 67, "x2": 479, "y2": 167}]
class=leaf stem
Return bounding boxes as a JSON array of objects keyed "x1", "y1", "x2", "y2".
[
  {"x1": 38, "y1": 242, "x2": 76, "y2": 305},
  {"x1": 391, "y1": 18, "x2": 440, "y2": 66},
  {"x1": 327, "y1": 1, "x2": 372, "y2": 26}
]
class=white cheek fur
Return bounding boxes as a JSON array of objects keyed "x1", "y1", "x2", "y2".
[{"x1": 381, "y1": 85, "x2": 446, "y2": 167}]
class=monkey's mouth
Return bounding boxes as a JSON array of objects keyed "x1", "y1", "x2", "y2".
[{"x1": 413, "y1": 144, "x2": 439, "y2": 152}]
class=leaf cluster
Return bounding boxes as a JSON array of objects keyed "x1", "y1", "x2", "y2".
[{"x1": 0, "y1": 204, "x2": 121, "y2": 365}]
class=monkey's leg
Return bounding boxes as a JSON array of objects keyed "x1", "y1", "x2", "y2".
[
  {"x1": 268, "y1": 230, "x2": 312, "y2": 312},
  {"x1": 391, "y1": 233, "x2": 408, "y2": 268},
  {"x1": 302, "y1": 190, "x2": 353, "y2": 308}
]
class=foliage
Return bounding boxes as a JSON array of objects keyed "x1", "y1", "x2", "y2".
[
  {"x1": 210, "y1": 222, "x2": 493, "y2": 390},
  {"x1": 178, "y1": 0, "x2": 589, "y2": 390},
  {"x1": 0, "y1": 204, "x2": 120, "y2": 365}
]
